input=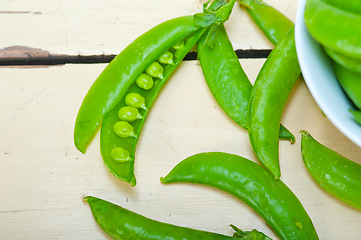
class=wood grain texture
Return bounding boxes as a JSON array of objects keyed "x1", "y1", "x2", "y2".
[
  {"x1": 0, "y1": 0, "x2": 298, "y2": 56},
  {"x1": 1, "y1": 60, "x2": 361, "y2": 239}
]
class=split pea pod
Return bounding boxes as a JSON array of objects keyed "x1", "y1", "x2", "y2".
[
  {"x1": 304, "y1": 0, "x2": 361, "y2": 60},
  {"x1": 248, "y1": 26, "x2": 300, "y2": 179},
  {"x1": 331, "y1": 61, "x2": 361, "y2": 110},
  {"x1": 74, "y1": 16, "x2": 201, "y2": 154},
  {"x1": 99, "y1": 0, "x2": 238, "y2": 186},
  {"x1": 196, "y1": 23, "x2": 295, "y2": 143},
  {"x1": 83, "y1": 196, "x2": 272, "y2": 240},
  {"x1": 161, "y1": 152, "x2": 319, "y2": 240},
  {"x1": 300, "y1": 130, "x2": 361, "y2": 210},
  {"x1": 100, "y1": 29, "x2": 207, "y2": 186},
  {"x1": 74, "y1": 0, "x2": 236, "y2": 154}
]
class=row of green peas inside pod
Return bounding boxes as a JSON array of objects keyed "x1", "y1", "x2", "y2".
[{"x1": 110, "y1": 40, "x2": 185, "y2": 163}]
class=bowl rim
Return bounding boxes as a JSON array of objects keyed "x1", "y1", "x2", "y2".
[{"x1": 295, "y1": 0, "x2": 361, "y2": 148}]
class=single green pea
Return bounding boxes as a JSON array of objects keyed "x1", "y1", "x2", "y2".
[
  {"x1": 111, "y1": 147, "x2": 132, "y2": 163},
  {"x1": 145, "y1": 61, "x2": 164, "y2": 79},
  {"x1": 113, "y1": 121, "x2": 137, "y2": 138},
  {"x1": 157, "y1": 51, "x2": 174, "y2": 65},
  {"x1": 135, "y1": 73, "x2": 154, "y2": 90},
  {"x1": 118, "y1": 106, "x2": 142, "y2": 122},
  {"x1": 172, "y1": 40, "x2": 184, "y2": 50},
  {"x1": 125, "y1": 93, "x2": 147, "y2": 110}
]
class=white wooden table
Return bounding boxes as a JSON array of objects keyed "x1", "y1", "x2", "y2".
[{"x1": 1, "y1": 0, "x2": 360, "y2": 239}]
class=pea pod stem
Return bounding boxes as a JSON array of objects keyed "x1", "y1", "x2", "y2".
[
  {"x1": 83, "y1": 196, "x2": 272, "y2": 240},
  {"x1": 300, "y1": 130, "x2": 361, "y2": 210},
  {"x1": 196, "y1": 22, "x2": 295, "y2": 143},
  {"x1": 161, "y1": 152, "x2": 319, "y2": 240}
]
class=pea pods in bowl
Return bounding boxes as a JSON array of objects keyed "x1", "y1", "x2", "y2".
[{"x1": 295, "y1": 0, "x2": 361, "y2": 148}]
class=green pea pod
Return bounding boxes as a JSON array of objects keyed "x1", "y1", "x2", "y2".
[
  {"x1": 74, "y1": 16, "x2": 200, "y2": 153},
  {"x1": 99, "y1": 0, "x2": 238, "y2": 186},
  {"x1": 196, "y1": 24, "x2": 295, "y2": 143},
  {"x1": 161, "y1": 152, "x2": 319, "y2": 240},
  {"x1": 324, "y1": 0, "x2": 361, "y2": 15},
  {"x1": 100, "y1": 29, "x2": 207, "y2": 186},
  {"x1": 331, "y1": 60, "x2": 361, "y2": 110},
  {"x1": 350, "y1": 109, "x2": 361, "y2": 125},
  {"x1": 248, "y1": 26, "x2": 300, "y2": 179},
  {"x1": 324, "y1": 47, "x2": 361, "y2": 75},
  {"x1": 300, "y1": 130, "x2": 361, "y2": 210},
  {"x1": 304, "y1": 0, "x2": 361, "y2": 59},
  {"x1": 74, "y1": 0, "x2": 236, "y2": 154},
  {"x1": 238, "y1": 0, "x2": 293, "y2": 46},
  {"x1": 83, "y1": 196, "x2": 272, "y2": 240}
]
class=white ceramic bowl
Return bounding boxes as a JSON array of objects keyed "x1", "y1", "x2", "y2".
[{"x1": 295, "y1": 0, "x2": 361, "y2": 148}]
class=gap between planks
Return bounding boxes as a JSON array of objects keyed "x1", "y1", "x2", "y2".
[{"x1": 0, "y1": 46, "x2": 271, "y2": 67}]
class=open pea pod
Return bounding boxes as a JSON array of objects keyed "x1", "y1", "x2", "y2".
[
  {"x1": 74, "y1": 16, "x2": 199, "y2": 154},
  {"x1": 100, "y1": 29, "x2": 207, "y2": 186},
  {"x1": 74, "y1": 0, "x2": 236, "y2": 154},
  {"x1": 97, "y1": 0, "x2": 237, "y2": 186}
]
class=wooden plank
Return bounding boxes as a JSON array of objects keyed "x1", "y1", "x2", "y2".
[
  {"x1": 1, "y1": 60, "x2": 361, "y2": 239},
  {"x1": 0, "y1": 0, "x2": 298, "y2": 57}
]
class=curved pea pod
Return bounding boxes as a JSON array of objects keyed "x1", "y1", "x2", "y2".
[
  {"x1": 83, "y1": 196, "x2": 272, "y2": 240},
  {"x1": 238, "y1": 0, "x2": 293, "y2": 46},
  {"x1": 99, "y1": 0, "x2": 238, "y2": 186},
  {"x1": 304, "y1": 0, "x2": 361, "y2": 59},
  {"x1": 325, "y1": 47, "x2": 361, "y2": 75},
  {"x1": 324, "y1": 0, "x2": 361, "y2": 15},
  {"x1": 74, "y1": 15, "x2": 201, "y2": 153},
  {"x1": 100, "y1": 29, "x2": 207, "y2": 186},
  {"x1": 196, "y1": 24, "x2": 295, "y2": 143},
  {"x1": 248, "y1": 26, "x2": 300, "y2": 179},
  {"x1": 350, "y1": 110, "x2": 361, "y2": 126},
  {"x1": 300, "y1": 130, "x2": 361, "y2": 210},
  {"x1": 331, "y1": 60, "x2": 361, "y2": 110},
  {"x1": 161, "y1": 152, "x2": 319, "y2": 240}
]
